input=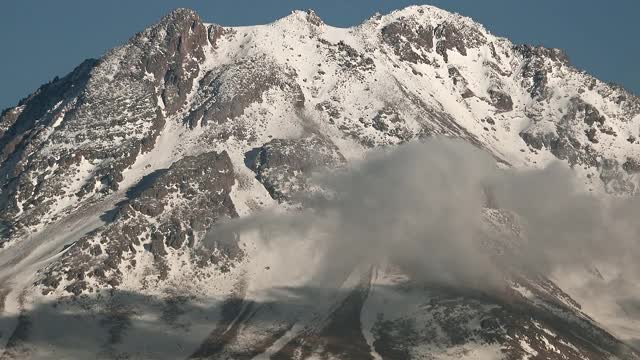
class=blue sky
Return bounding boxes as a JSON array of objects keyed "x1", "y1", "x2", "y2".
[{"x1": 1, "y1": 0, "x2": 638, "y2": 110}]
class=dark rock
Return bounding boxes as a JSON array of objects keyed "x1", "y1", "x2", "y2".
[
  {"x1": 571, "y1": 100, "x2": 606, "y2": 127},
  {"x1": 434, "y1": 22, "x2": 478, "y2": 62},
  {"x1": 150, "y1": 231, "x2": 168, "y2": 258},
  {"x1": 64, "y1": 281, "x2": 87, "y2": 296},
  {"x1": 381, "y1": 20, "x2": 433, "y2": 64},
  {"x1": 320, "y1": 40, "x2": 376, "y2": 74},
  {"x1": 585, "y1": 128, "x2": 598, "y2": 143},
  {"x1": 448, "y1": 66, "x2": 475, "y2": 98},
  {"x1": 622, "y1": 158, "x2": 640, "y2": 173},
  {"x1": 140, "y1": 8, "x2": 208, "y2": 115},
  {"x1": 521, "y1": 126, "x2": 597, "y2": 167},
  {"x1": 0, "y1": 9, "x2": 217, "y2": 230},
  {"x1": 306, "y1": 10, "x2": 324, "y2": 26},
  {"x1": 488, "y1": 89, "x2": 513, "y2": 112},
  {"x1": 207, "y1": 24, "x2": 226, "y2": 48},
  {"x1": 599, "y1": 126, "x2": 616, "y2": 136},
  {"x1": 513, "y1": 44, "x2": 570, "y2": 99},
  {"x1": 185, "y1": 58, "x2": 304, "y2": 127},
  {"x1": 246, "y1": 136, "x2": 345, "y2": 202},
  {"x1": 38, "y1": 151, "x2": 238, "y2": 294},
  {"x1": 514, "y1": 44, "x2": 570, "y2": 65}
]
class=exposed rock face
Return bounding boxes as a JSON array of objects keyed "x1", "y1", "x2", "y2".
[
  {"x1": 246, "y1": 135, "x2": 345, "y2": 202},
  {"x1": 0, "y1": 5, "x2": 639, "y2": 359},
  {"x1": 487, "y1": 88, "x2": 513, "y2": 112},
  {"x1": 514, "y1": 44, "x2": 570, "y2": 100},
  {"x1": 138, "y1": 8, "x2": 209, "y2": 115},
  {"x1": 369, "y1": 286, "x2": 632, "y2": 360},
  {"x1": 434, "y1": 22, "x2": 467, "y2": 62},
  {"x1": 382, "y1": 20, "x2": 434, "y2": 64},
  {"x1": 39, "y1": 150, "x2": 238, "y2": 296},
  {"x1": 0, "y1": 60, "x2": 97, "y2": 228},
  {"x1": 184, "y1": 57, "x2": 305, "y2": 128},
  {"x1": 0, "y1": 9, "x2": 212, "y2": 236}
]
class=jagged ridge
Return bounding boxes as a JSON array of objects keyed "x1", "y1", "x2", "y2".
[{"x1": 0, "y1": 5, "x2": 638, "y2": 359}]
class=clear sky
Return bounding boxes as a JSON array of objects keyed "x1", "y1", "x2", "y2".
[{"x1": 1, "y1": 0, "x2": 638, "y2": 111}]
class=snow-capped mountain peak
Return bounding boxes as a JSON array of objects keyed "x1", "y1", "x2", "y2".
[{"x1": 0, "y1": 5, "x2": 639, "y2": 359}]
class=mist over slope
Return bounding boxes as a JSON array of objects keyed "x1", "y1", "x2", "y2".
[
  {"x1": 0, "y1": 5, "x2": 639, "y2": 359},
  {"x1": 209, "y1": 137, "x2": 640, "y2": 304}
]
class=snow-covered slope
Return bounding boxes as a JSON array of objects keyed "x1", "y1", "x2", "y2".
[{"x1": 0, "y1": 6, "x2": 639, "y2": 359}]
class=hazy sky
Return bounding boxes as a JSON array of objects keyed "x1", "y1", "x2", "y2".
[{"x1": 1, "y1": 0, "x2": 638, "y2": 111}]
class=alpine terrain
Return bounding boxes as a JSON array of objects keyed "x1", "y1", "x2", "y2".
[{"x1": 0, "y1": 5, "x2": 639, "y2": 359}]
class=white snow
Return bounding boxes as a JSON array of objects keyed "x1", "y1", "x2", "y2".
[{"x1": 1, "y1": 4, "x2": 638, "y2": 359}]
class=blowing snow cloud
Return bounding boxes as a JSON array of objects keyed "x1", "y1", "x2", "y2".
[{"x1": 204, "y1": 137, "x2": 640, "y2": 293}]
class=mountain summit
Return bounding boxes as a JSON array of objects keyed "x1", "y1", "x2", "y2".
[{"x1": 0, "y1": 6, "x2": 638, "y2": 359}]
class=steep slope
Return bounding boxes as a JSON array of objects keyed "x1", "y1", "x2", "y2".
[{"x1": 0, "y1": 5, "x2": 638, "y2": 359}]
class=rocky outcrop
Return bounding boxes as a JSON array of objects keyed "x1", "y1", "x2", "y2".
[
  {"x1": 137, "y1": 8, "x2": 209, "y2": 115},
  {"x1": 514, "y1": 44, "x2": 570, "y2": 100},
  {"x1": 382, "y1": 19, "x2": 434, "y2": 64},
  {"x1": 185, "y1": 57, "x2": 305, "y2": 127},
  {"x1": 39, "y1": 151, "x2": 238, "y2": 295},
  {"x1": 0, "y1": 9, "x2": 215, "y2": 237},
  {"x1": 246, "y1": 136, "x2": 345, "y2": 202}
]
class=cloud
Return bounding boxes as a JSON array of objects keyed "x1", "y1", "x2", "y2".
[
  {"x1": 203, "y1": 137, "x2": 640, "y2": 294},
  {"x1": 493, "y1": 162, "x2": 640, "y2": 278}
]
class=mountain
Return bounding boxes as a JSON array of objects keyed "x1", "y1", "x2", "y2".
[{"x1": 0, "y1": 5, "x2": 639, "y2": 359}]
